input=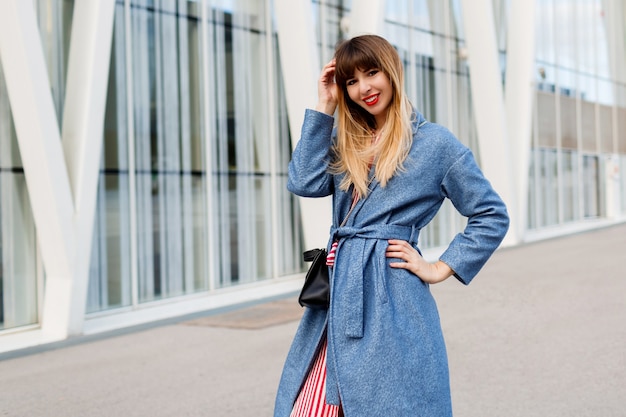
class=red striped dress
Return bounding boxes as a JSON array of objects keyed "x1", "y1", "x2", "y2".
[{"x1": 289, "y1": 338, "x2": 340, "y2": 417}]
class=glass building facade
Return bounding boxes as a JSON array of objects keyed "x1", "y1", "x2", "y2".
[
  {"x1": 88, "y1": 0, "x2": 302, "y2": 313},
  {"x1": 1, "y1": 0, "x2": 625, "y2": 340},
  {"x1": 529, "y1": 0, "x2": 626, "y2": 229}
]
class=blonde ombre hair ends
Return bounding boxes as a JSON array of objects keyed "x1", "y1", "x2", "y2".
[{"x1": 331, "y1": 35, "x2": 414, "y2": 198}]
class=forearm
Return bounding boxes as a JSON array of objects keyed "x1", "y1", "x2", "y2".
[{"x1": 287, "y1": 109, "x2": 335, "y2": 197}]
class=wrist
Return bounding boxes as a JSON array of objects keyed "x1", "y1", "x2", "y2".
[
  {"x1": 432, "y1": 260, "x2": 453, "y2": 283},
  {"x1": 315, "y1": 101, "x2": 336, "y2": 116}
]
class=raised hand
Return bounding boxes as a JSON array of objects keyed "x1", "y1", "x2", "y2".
[{"x1": 316, "y1": 59, "x2": 339, "y2": 116}]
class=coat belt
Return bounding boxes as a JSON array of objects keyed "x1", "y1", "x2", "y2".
[{"x1": 329, "y1": 224, "x2": 420, "y2": 338}]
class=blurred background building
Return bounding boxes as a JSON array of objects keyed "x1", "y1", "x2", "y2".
[{"x1": 1, "y1": 0, "x2": 624, "y2": 353}]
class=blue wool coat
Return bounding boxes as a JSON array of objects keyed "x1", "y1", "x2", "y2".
[{"x1": 274, "y1": 109, "x2": 509, "y2": 416}]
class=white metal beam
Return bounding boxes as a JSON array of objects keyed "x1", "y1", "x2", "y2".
[
  {"x1": 348, "y1": 0, "x2": 386, "y2": 37},
  {"x1": 602, "y1": 0, "x2": 626, "y2": 88},
  {"x1": 61, "y1": 0, "x2": 116, "y2": 334},
  {"x1": 274, "y1": 0, "x2": 332, "y2": 248},
  {"x1": 504, "y1": 0, "x2": 536, "y2": 242},
  {"x1": 0, "y1": 0, "x2": 116, "y2": 340},
  {"x1": 0, "y1": 0, "x2": 76, "y2": 340},
  {"x1": 601, "y1": 0, "x2": 625, "y2": 219},
  {"x1": 460, "y1": 0, "x2": 517, "y2": 245}
]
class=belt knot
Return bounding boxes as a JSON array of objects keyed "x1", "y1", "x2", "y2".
[{"x1": 327, "y1": 224, "x2": 420, "y2": 338}]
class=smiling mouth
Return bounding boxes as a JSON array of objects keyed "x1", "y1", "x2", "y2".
[{"x1": 364, "y1": 94, "x2": 379, "y2": 106}]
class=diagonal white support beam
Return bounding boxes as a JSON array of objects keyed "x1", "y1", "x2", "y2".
[
  {"x1": 62, "y1": 0, "x2": 116, "y2": 334},
  {"x1": 460, "y1": 0, "x2": 517, "y2": 245},
  {"x1": 0, "y1": 0, "x2": 116, "y2": 340},
  {"x1": 274, "y1": 0, "x2": 332, "y2": 248},
  {"x1": 504, "y1": 0, "x2": 536, "y2": 243},
  {"x1": 0, "y1": 1, "x2": 76, "y2": 314},
  {"x1": 348, "y1": 0, "x2": 385, "y2": 37},
  {"x1": 602, "y1": 0, "x2": 626, "y2": 90}
]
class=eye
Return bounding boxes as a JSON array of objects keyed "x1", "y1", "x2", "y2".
[
  {"x1": 346, "y1": 79, "x2": 357, "y2": 86},
  {"x1": 368, "y1": 69, "x2": 379, "y2": 76}
]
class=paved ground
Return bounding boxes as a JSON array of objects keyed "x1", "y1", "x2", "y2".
[{"x1": 1, "y1": 223, "x2": 625, "y2": 417}]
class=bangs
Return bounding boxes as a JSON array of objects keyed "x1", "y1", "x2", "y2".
[{"x1": 334, "y1": 41, "x2": 381, "y2": 87}]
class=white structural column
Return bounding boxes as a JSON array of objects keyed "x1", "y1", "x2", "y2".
[
  {"x1": 460, "y1": 0, "x2": 517, "y2": 245},
  {"x1": 274, "y1": 0, "x2": 332, "y2": 248},
  {"x1": 61, "y1": 0, "x2": 116, "y2": 334},
  {"x1": 601, "y1": 0, "x2": 625, "y2": 219},
  {"x1": 0, "y1": 0, "x2": 116, "y2": 341},
  {"x1": 348, "y1": 0, "x2": 385, "y2": 37},
  {"x1": 504, "y1": 0, "x2": 536, "y2": 242},
  {"x1": 602, "y1": 0, "x2": 626, "y2": 93},
  {"x1": 0, "y1": 0, "x2": 76, "y2": 339}
]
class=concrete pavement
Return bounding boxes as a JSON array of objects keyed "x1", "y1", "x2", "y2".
[{"x1": 1, "y1": 223, "x2": 625, "y2": 416}]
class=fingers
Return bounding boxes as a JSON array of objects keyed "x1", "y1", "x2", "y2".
[
  {"x1": 384, "y1": 240, "x2": 449, "y2": 284},
  {"x1": 316, "y1": 59, "x2": 338, "y2": 114},
  {"x1": 322, "y1": 58, "x2": 336, "y2": 71},
  {"x1": 320, "y1": 59, "x2": 336, "y2": 84},
  {"x1": 385, "y1": 240, "x2": 414, "y2": 258},
  {"x1": 386, "y1": 239, "x2": 423, "y2": 273}
]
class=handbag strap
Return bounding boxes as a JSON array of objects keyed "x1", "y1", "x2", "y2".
[
  {"x1": 303, "y1": 248, "x2": 325, "y2": 261},
  {"x1": 339, "y1": 191, "x2": 359, "y2": 228}
]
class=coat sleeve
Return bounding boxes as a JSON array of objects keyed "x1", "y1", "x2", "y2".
[
  {"x1": 438, "y1": 148, "x2": 510, "y2": 285},
  {"x1": 287, "y1": 109, "x2": 335, "y2": 197}
]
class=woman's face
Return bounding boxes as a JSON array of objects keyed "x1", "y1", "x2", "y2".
[{"x1": 345, "y1": 67, "x2": 392, "y2": 128}]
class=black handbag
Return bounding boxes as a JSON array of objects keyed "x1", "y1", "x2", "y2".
[
  {"x1": 298, "y1": 248, "x2": 330, "y2": 309},
  {"x1": 298, "y1": 189, "x2": 360, "y2": 309}
]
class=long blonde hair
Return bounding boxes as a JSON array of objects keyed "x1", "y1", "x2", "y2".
[{"x1": 331, "y1": 35, "x2": 414, "y2": 198}]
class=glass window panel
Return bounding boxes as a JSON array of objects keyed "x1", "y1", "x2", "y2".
[
  {"x1": 35, "y1": 0, "x2": 74, "y2": 125},
  {"x1": 559, "y1": 95, "x2": 577, "y2": 150},
  {"x1": 131, "y1": 0, "x2": 208, "y2": 302},
  {"x1": 598, "y1": 104, "x2": 613, "y2": 153},
  {"x1": 536, "y1": 91, "x2": 557, "y2": 148},
  {"x1": 596, "y1": 78, "x2": 614, "y2": 107},
  {"x1": 314, "y1": 0, "x2": 349, "y2": 63},
  {"x1": 209, "y1": 1, "x2": 283, "y2": 288},
  {"x1": 553, "y1": 0, "x2": 574, "y2": 81},
  {"x1": 0, "y1": 176, "x2": 38, "y2": 330},
  {"x1": 560, "y1": 150, "x2": 579, "y2": 222},
  {"x1": 87, "y1": 3, "x2": 132, "y2": 313},
  {"x1": 582, "y1": 155, "x2": 600, "y2": 218},
  {"x1": 0, "y1": 67, "x2": 39, "y2": 330},
  {"x1": 274, "y1": 49, "x2": 303, "y2": 277},
  {"x1": 580, "y1": 100, "x2": 596, "y2": 153},
  {"x1": 539, "y1": 149, "x2": 559, "y2": 227},
  {"x1": 572, "y1": 2, "x2": 591, "y2": 103},
  {"x1": 535, "y1": 0, "x2": 554, "y2": 67},
  {"x1": 577, "y1": 73, "x2": 596, "y2": 103},
  {"x1": 597, "y1": 155, "x2": 607, "y2": 217},
  {"x1": 276, "y1": 176, "x2": 303, "y2": 276}
]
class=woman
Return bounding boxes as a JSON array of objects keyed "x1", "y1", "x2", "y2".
[{"x1": 275, "y1": 35, "x2": 509, "y2": 417}]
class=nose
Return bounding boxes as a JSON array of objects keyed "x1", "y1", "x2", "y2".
[{"x1": 360, "y1": 79, "x2": 371, "y2": 95}]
